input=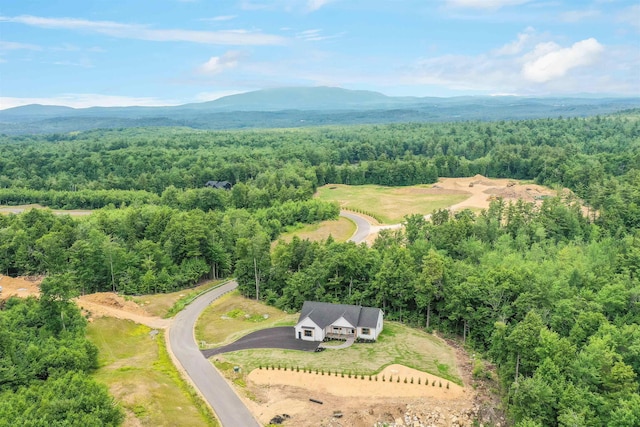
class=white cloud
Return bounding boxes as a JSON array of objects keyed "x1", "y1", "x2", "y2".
[
  {"x1": 198, "y1": 51, "x2": 243, "y2": 74},
  {"x1": 522, "y1": 38, "x2": 604, "y2": 83},
  {"x1": 0, "y1": 94, "x2": 181, "y2": 110},
  {"x1": 560, "y1": 9, "x2": 600, "y2": 23},
  {"x1": 446, "y1": 0, "x2": 532, "y2": 9},
  {"x1": 296, "y1": 29, "x2": 344, "y2": 42},
  {"x1": 307, "y1": 0, "x2": 335, "y2": 12},
  {"x1": 494, "y1": 27, "x2": 534, "y2": 55},
  {"x1": 0, "y1": 15, "x2": 286, "y2": 46},
  {"x1": 202, "y1": 15, "x2": 237, "y2": 22},
  {"x1": 0, "y1": 41, "x2": 41, "y2": 51},
  {"x1": 403, "y1": 31, "x2": 633, "y2": 96},
  {"x1": 618, "y1": 5, "x2": 640, "y2": 32}
]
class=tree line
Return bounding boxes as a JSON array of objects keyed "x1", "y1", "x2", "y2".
[
  {"x1": 245, "y1": 196, "x2": 640, "y2": 426},
  {"x1": 0, "y1": 285, "x2": 124, "y2": 425},
  {"x1": 1, "y1": 116, "x2": 638, "y2": 230},
  {"x1": 1, "y1": 112, "x2": 639, "y2": 425}
]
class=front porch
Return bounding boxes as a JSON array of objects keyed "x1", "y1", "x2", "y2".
[{"x1": 324, "y1": 327, "x2": 356, "y2": 341}]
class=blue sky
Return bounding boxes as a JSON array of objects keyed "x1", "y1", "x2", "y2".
[{"x1": 1, "y1": 0, "x2": 639, "y2": 109}]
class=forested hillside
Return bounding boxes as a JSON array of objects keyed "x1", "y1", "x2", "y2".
[
  {"x1": 1, "y1": 113, "x2": 639, "y2": 426},
  {"x1": 0, "y1": 290, "x2": 124, "y2": 425}
]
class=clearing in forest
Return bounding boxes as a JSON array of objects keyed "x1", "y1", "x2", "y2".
[
  {"x1": 275, "y1": 216, "x2": 355, "y2": 244},
  {"x1": 316, "y1": 183, "x2": 468, "y2": 224},
  {"x1": 198, "y1": 293, "x2": 472, "y2": 426}
]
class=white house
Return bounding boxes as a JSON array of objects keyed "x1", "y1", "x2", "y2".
[{"x1": 294, "y1": 301, "x2": 384, "y2": 342}]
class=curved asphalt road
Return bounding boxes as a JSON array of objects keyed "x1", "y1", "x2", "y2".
[
  {"x1": 168, "y1": 214, "x2": 372, "y2": 426},
  {"x1": 340, "y1": 210, "x2": 370, "y2": 243},
  {"x1": 168, "y1": 281, "x2": 260, "y2": 427}
]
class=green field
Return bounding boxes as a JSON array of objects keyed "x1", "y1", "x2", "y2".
[
  {"x1": 275, "y1": 216, "x2": 356, "y2": 244},
  {"x1": 86, "y1": 318, "x2": 219, "y2": 427},
  {"x1": 315, "y1": 184, "x2": 469, "y2": 224},
  {"x1": 195, "y1": 291, "x2": 298, "y2": 348},
  {"x1": 197, "y1": 293, "x2": 461, "y2": 385}
]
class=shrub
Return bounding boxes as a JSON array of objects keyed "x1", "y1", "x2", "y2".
[
  {"x1": 472, "y1": 359, "x2": 491, "y2": 380},
  {"x1": 404, "y1": 377, "x2": 408, "y2": 384},
  {"x1": 382, "y1": 375, "x2": 385, "y2": 382},
  {"x1": 375, "y1": 376, "x2": 378, "y2": 381},
  {"x1": 432, "y1": 380, "x2": 436, "y2": 386},
  {"x1": 446, "y1": 382, "x2": 450, "y2": 389},
  {"x1": 278, "y1": 364, "x2": 281, "y2": 370},
  {"x1": 418, "y1": 378, "x2": 421, "y2": 385},
  {"x1": 410, "y1": 377, "x2": 414, "y2": 384},
  {"x1": 439, "y1": 381, "x2": 442, "y2": 387},
  {"x1": 341, "y1": 372, "x2": 344, "y2": 378},
  {"x1": 321, "y1": 369, "x2": 324, "y2": 375},
  {"x1": 397, "y1": 376, "x2": 400, "y2": 383},
  {"x1": 361, "y1": 374, "x2": 364, "y2": 380}
]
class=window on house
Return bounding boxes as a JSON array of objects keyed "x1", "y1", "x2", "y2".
[
  {"x1": 362, "y1": 328, "x2": 371, "y2": 335},
  {"x1": 304, "y1": 329, "x2": 313, "y2": 337}
]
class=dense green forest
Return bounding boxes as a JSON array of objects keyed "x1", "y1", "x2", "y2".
[
  {"x1": 1, "y1": 113, "x2": 639, "y2": 426},
  {"x1": 0, "y1": 289, "x2": 123, "y2": 426}
]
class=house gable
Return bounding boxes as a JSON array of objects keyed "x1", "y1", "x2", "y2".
[
  {"x1": 295, "y1": 301, "x2": 383, "y2": 341},
  {"x1": 204, "y1": 180, "x2": 232, "y2": 190}
]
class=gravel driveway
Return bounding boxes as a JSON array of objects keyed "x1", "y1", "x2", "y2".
[{"x1": 201, "y1": 326, "x2": 319, "y2": 358}]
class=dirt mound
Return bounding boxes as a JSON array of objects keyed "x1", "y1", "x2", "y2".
[
  {"x1": 75, "y1": 293, "x2": 170, "y2": 329},
  {"x1": 77, "y1": 292, "x2": 150, "y2": 316},
  {"x1": 0, "y1": 275, "x2": 42, "y2": 300},
  {"x1": 245, "y1": 364, "x2": 476, "y2": 426}
]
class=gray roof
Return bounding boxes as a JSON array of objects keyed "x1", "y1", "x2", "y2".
[{"x1": 298, "y1": 301, "x2": 382, "y2": 329}]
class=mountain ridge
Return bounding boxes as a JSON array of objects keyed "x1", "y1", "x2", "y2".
[{"x1": 1, "y1": 86, "x2": 639, "y2": 135}]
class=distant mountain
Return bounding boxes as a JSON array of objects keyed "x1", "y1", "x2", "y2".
[
  {"x1": 1, "y1": 87, "x2": 639, "y2": 135},
  {"x1": 184, "y1": 86, "x2": 419, "y2": 111}
]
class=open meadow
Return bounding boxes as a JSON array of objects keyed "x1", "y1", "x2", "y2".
[
  {"x1": 86, "y1": 318, "x2": 218, "y2": 427},
  {"x1": 316, "y1": 184, "x2": 469, "y2": 224}
]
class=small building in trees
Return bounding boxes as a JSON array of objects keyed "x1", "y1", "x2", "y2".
[
  {"x1": 294, "y1": 301, "x2": 383, "y2": 342},
  {"x1": 204, "y1": 180, "x2": 232, "y2": 190}
]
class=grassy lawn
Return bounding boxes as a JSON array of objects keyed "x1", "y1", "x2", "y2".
[
  {"x1": 197, "y1": 293, "x2": 461, "y2": 385},
  {"x1": 276, "y1": 216, "x2": 356, "y2": 244},
  {"x1": 315, "y1": 184, "x2": 469, "y2": 224},
  {"x1": 196, "y1": 291, "x2": 298, "y2": 348},
  {"x1": 132, "y1": 279, "x2": 225, "y2": 318},
  {"x1": 86, "y1": 318, "x2": 219, "y2": 427},
  {"x1": 219, "y1": 322, "x2": 461, "y2": 385}
]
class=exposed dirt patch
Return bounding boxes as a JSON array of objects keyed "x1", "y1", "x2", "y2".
[
  {"x1": 76, "y1": 293, "x2": 171, "y2": 329},
  {"x1": 243, "y1": 363, "x2": 478, "y2": 427},
  {"x1": 240, "y1": 344, "x2": 505, "y2": 427},
  {"x1": 0, "y1": 275, "x2": 42, "y2": 300},
  {"x1": 434, "y1": 174, "x2": 561, "y2": 212}
]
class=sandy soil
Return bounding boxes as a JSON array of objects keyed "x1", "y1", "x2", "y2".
[
  {"x1": 0, "y1": 275, "x2": 42, "y2": 299},
  {"x1": 0, "y1": 276, "x2": 169, "y2": 329},
  {"x1": 361, "y1": 175, "x2": 570, "y2": 245},
  {"x1": 435, "y1": 174, "x2": 561, "y2": 212},
  {"x1": 75, "y1": 293, "x2": 171, "y2": 329},
  {"x1": 243, "y1": 363, "x2": 475, "y2": 427}
]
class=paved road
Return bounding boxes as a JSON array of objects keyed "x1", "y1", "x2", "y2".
[
  {"x1": 168, "y1": 281, "x2": 260, "y2": 427},
  {"x1": 340, "y1": 210, "x2": 370, "y2": 243},
  {"x1": 202, "y1": 326, "x2": 319, "y2": 357}
]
